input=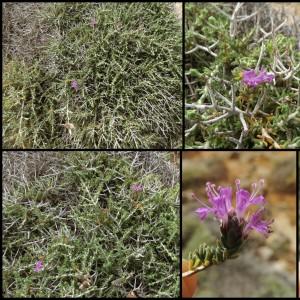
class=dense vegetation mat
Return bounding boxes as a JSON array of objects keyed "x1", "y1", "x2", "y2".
[
  {"x1": 3, "y1": 3, "x2": 182, "y2": 149},
  {"x1": 3, "y1": 151, "x2": 179, "y2": 297},
  {"x1": 185, "y1": 3, "x2": 300, "y2": 149}
]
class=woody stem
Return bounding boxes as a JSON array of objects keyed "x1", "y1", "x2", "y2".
[{"x1": 182, "y1": 264, "x2": 211, "y2": 278}]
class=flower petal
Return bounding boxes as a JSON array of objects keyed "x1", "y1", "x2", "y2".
[
  {"x1": 236, "y1": 188, "x2": 250, "y2": 218},
  {"x1": 195, "y1": 207, "x2": 212, "y2": 220},
  {"x1": 249, "y1": 195, "x2": 265, "y2": 205},
  {"x1": 219, "y1": 187, "x2": 232, "y2": 212},
  {"x1": 243, "y1": 69, "x2": 274, "y2": 87},
  {"x1": 204, "y1": 185, "x2": 233, "y2": 224},
  {"x1": 243, "y1": 208, "x2": 273, "y2": 237}
]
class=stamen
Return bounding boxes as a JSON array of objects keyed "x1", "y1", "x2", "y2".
[
  {"x1": 235, "y1": 179, "x2": 240, "y2": 191},
  {"x1": 205, "y1": 183, "x2": 213, "y2": 199},
  {"x1": 191, "y1": 192, "x2": 210, "y2": 208},
  {"x1": 249, "y1": 179, "x2": 264, "y2": 201},
  {"x1": 210, "y1": 184, "x2": 219, "y2": 197},
  {"x1": 245, "y1": 211, "x2": 251, "y2": 222},
  {"x1": 206, "y1": 182, "x2": 219, "y2": 198}
]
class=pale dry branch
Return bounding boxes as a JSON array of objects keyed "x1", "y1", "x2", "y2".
[{"x1": 185, "y1": 44, "x2": 217, "y2": 57}]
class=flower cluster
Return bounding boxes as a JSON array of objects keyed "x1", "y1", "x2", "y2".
[
  {"x1": 34, "y1": 260, "x2": 44, "y2": 272},
  {"x1": 71, "y1": 80, "x2": 79, "y2": 92},
  {"x1": 243, "y1": 69, "x2": 275, "y2": 87},
  {"x1": 130, "y1": 183, "x2": 143, "y2": 192},
  {"x1": 194, "y1": 179, "x2": 273, "y2": 247}
]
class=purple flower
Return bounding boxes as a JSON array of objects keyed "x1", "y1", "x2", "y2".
[
  {"x1": 90, "y1": 17, "x2": 97, "y2": 29},
  {"x1": 243, "y1": 69, "x2": 275, "y2": 87},
  {"x1": 71, "y1": 80, "x2": 79, "y2": 92},
  {"x1": 243, "y1": 208, "x2": 272, "y2": 238},
  {"x1": 194, "y1": 179, "x2": 273, "y2": 241},
  {"x1": 34, "y1": 260, "x2": 44, "y2": 272},
  {"x1": 131, "y1": 183, "x2": 143, "y2": 192}
]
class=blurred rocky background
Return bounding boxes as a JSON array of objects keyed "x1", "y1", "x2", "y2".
[{"x1": 182, "y1": 151, "x2": 296, "y2": 297}]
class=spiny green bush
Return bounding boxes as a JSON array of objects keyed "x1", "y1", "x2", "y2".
[
  {"x1": 3, "y1": 151, "x2": 179, "y2": 297},
  {"x1": 185, "y1": 3, "x2": 300, "y2": 149},
  {"x1": 3, "y1": 3, "x2": 182, "y2": 149}
]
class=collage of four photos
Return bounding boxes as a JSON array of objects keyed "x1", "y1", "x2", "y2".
[{"x1": 2, "y1": 2, "x2": 300, "y2": 298}]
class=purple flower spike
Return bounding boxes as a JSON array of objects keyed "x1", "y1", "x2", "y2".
[
  {"x1": 71, "y1": 80, "x2": 79, "y2": 92},
  {"x1": 131, "y1": 183, "x2": 143, "y2": 192},
  {"x1": 194, "y1": 179, "x2": 273, "y2": 240},
  {"x1": 34, "y1": 260, "x2": 44, "y2": 272},
  {"x1": 243, "y1": 69, "x2": 275, "y2": 87}
]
